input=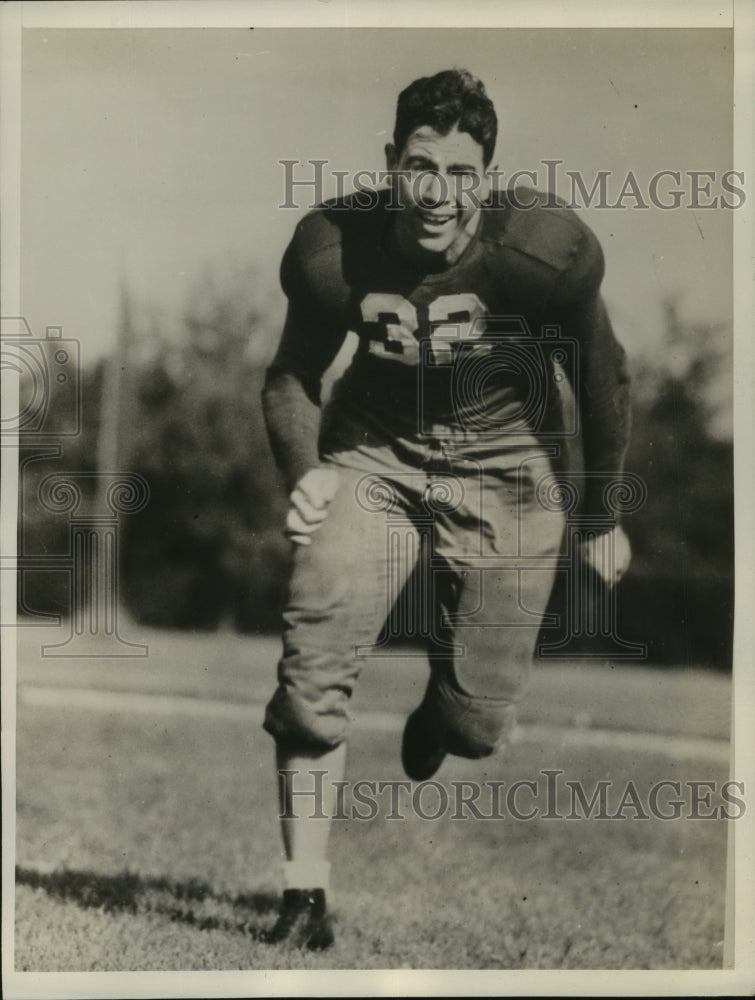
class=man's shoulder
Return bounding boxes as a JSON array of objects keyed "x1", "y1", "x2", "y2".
[
  {"x1": 286, "y1": 189, "x2": 388, "y2": 265},
  {"x1": 281, "y1": 190, "x2": 389, "y2": 303},
  {"x1": 483, "y1": 187, "x2": 603, "y2": 275}
]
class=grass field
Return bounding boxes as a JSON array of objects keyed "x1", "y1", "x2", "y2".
[{"x1": 12, "y1": 623, "x2": 731, "y2": 971}]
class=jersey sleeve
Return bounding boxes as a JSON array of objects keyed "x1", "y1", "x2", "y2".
[
  {"x1": 261, "y1": 221, "x2": 348, "y2": 492},
  {"x1": 551, "y1": 227, "x2": 632, "y2": 521}
]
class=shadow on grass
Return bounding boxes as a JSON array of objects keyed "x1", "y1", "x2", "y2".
[{"x1": 16, "y1": 866, "x2": 279, "y2": 938}]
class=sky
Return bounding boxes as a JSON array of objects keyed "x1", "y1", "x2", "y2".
[{"x1": 19, "y1": 26, "x2": 734, "y2": 373}]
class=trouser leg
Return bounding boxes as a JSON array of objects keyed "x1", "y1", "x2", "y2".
[
  {"x1": 424, "y1": 563, "x2": 561, "y2": 757},
  {"x1": 264, "y1": 468, "x2": 419, "y2": 751},
  {"x1": 420, "y1": 448, "x2": 566, "y2": 759}
]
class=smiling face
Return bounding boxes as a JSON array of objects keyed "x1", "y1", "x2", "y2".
[{"x1": 386, "y1": 124, "x2": 492, "y2": 265}]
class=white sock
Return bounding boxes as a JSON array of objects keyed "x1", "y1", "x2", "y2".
[{"x1": 282, "y1": 859, "x2": 331, "y2": 891}]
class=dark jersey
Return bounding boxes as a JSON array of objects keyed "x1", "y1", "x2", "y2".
[{"x1": 263, "y1": 187, "x2": 631, "y2": 512}]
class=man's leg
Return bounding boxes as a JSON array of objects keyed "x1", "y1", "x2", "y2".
[
  {"x1": 262, "y1": 467, "x2": 418, "y2": 946},
  {"x1": 260, "y1": 743, "x2": 345, "y2": 950},
  {"x1": 429, "y1": 562, "x2": 561, "y2": 758},
  {"x1": 277, "y1": 743, "x2": 346, "y2": 868},
  {"x1": 402, "y1": 447, "x2": 566, "y2": 776}
]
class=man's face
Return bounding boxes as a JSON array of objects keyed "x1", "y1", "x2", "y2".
[{"x1": 385, "y1": 124, "x2": 491, "y2": 258}]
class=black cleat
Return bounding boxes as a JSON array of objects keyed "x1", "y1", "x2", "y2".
[
  {"x1": 401, "y1": 704, "x2": 446, "y2": 781},
  {"x1": 261, "y1": 888, "x2": 334, "y2": 950}
]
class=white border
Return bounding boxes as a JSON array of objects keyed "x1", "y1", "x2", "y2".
[
  {"x1": 1, "y1": 1, "x2": 752, "y2": 997},
  {"x1": 13, "y1": 0, "x2": 736, "y2": 30},
  {"x1": 3, "y1": 968, "x2": 755, "y2": 1000},
  {"x1": 1, "y1": 0, "x2": 22, "y2": 995},
  {"x1": 729, "y1": 0, "x2": 755, "y2": 978}
]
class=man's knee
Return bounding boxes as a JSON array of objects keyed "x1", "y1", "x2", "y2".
[
  {"x1": 443, "y1": 716, "x2": 512, "y2": 758},
  {"x1": 438, "y1": 691, "x2": 517, "y2": 760},
  {"x1": 263, "y1": 682, "x2": 350, "y2": 752}
]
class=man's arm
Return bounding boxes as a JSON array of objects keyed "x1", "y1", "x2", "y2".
[
  {"x1": 262, "y1": 218, "x2": 349, "y2": 487},
  {"x1": 262, "y1": 309, "x2": 346, "y2": 545},
  {"x1": 554, "y1": 227, "x2": 632, "y2": 583},
  {"x1": 262, "y1": 307, "x2": 345, "y2": 494},
  {"x1": 261, "y1": 230, "x2": 348, "y2": 542},
  {"x1": 554, "y1": 228, "x2": 631, "y2": 512}
]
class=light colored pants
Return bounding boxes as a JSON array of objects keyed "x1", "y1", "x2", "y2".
[{"x1": 264, "y1": 401, "x2": 566, "y2": 756}]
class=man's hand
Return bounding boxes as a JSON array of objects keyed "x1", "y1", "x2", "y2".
[
  {"x1": 285, "y1": 468, "x2": 341, "y2": 546},
  {"x1": 579, "y1": 524, "x2": 632, "y2": 588}
]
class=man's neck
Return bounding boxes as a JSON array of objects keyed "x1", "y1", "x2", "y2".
[{"x1": 390, "y1": 210, "x2": 482, "y2": 272}]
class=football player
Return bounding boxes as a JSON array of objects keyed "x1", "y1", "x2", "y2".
[{"x1": 260, "y1": 68, "x2": 631, "y2": 949}]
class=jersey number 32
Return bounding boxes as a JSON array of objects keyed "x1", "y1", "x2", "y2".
[{"x1": 361, "y1": 292, "x2": 487, "y2": 366}]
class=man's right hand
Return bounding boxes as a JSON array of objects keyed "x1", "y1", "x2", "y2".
[{"x1": 285, "y1": 468, "x2": 341, "y2": 546}]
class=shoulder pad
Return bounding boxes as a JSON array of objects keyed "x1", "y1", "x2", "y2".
[
  {"x1": 291, "y1": 205, "x2": 344, "y2": 263},
  {"x1": 483, "y1": 187, "x2": 593, "y2": 273},
  {"x1": 291, "y1": 188, "x2": 388, "y2": 263}
]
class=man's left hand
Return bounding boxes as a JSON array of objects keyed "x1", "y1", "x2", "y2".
[{"x1": 579, "y1": 524, "x2": 632, "y2": 588}]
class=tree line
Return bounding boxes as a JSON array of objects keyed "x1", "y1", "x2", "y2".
[{"x1": 17, "y1": 275, "x2": 733, "y2": 668}]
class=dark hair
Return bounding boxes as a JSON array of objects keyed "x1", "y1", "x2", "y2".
[{"x1": 393, "y1": 69, "x2": 497, "y2": 167}]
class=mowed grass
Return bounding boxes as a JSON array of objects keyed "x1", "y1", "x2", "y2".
[{"x1": 13, "y1": 625, "x2": 730, "y2": 970}]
